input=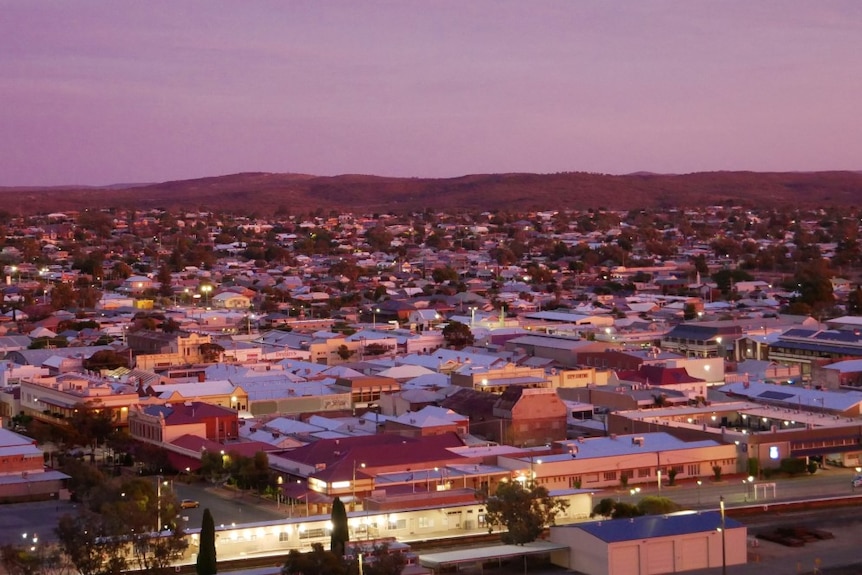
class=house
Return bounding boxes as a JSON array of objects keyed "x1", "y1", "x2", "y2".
[
  {"x1": 211, "y1": 291, "x2": 252, "y2": 309},
  {"x1": 119, "y1": 275, "x2": 154, "y2": 294}
]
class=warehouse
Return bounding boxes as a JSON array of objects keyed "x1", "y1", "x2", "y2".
[{"x1": 549, "y1": 511, "x2": 746, "y2": 575}]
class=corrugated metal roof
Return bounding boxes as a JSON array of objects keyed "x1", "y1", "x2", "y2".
[{"x1": 571, "y1": 511, "x2": 743, "y2": 543}]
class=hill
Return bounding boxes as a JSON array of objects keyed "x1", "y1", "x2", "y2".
[{"x1": 2, "y1": 170, "x2": 861, "y2": 215}]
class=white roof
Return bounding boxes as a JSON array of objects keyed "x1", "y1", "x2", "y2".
[
  {"x1": 376, "y1": 364, "x2": 435, "y2": 379},
  {"x1": 150, "y1": 380, "x2": 236, "y2": 397},
  {"x1": 822, "y1": 359, "x2": 862, "y2": 373}
]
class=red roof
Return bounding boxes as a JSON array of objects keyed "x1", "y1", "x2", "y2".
[
  {"x1": 637, "y1": 365, "x2": 703, "y2": 386},
  {"x1": 142, "y1": 401, "x2": 237, "y2": 425},
  {"x1": 282, "y1": 432, "x2": 466, "y2": 483}
]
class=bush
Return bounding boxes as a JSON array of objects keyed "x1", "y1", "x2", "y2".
[
  {"x1": 747, "y1": 457, "x2": 760, "y2": 478},
  {"x1": 779, "y1": 458, "x2": 807, "y2": 476}
]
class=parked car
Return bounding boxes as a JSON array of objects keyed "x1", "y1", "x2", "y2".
[
  {"x1": 180, "y1": 499, "x2": 200, "y2": 509},
  {"x1": 851, "y1": 475, "x2": 862, "y2": 488}
]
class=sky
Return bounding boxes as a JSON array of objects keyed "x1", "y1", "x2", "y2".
[{"x1": 2, "y1": 1, "x2": 862, "y2": 186}]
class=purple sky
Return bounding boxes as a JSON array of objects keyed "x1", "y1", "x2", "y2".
[{"x1": 2, "y1": 1, "x2": 862, "y2": 186}]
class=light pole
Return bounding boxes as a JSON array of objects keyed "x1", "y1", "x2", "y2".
[
  {"x1": 697, "y1": 479, "x2": 702, "y2": 505},
  {"x1": 469, "y1": 306, "x2": 477, "y2": 327},
  {"x1": 720, "y1": 495, "x2": 727, "y2": 575},
  {"x1": 200, "y1": 284, "x2": 212, "y2": 308},
  {"x1": 372, "y1": 307, "x2": 380, "y2": 330},
  {"x1": 352, "y1": 461, "x2": 365, "y2": 511},
  {"x1": 529, "y1": 457, "x2": 542, "y2": 483},
  {"x1": 156, "y1": 474, "x2": 167, "y2": 532}
]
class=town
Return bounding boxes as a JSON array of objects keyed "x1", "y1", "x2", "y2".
[{"x1": 1, "y1": 203, "x2": 861, "y2": 575}]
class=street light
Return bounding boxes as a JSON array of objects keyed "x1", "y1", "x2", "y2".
[
  {"x1": 529, "y1": 457, "x2": 542, "y2": 482},
  {"x1": 372, "y1": 307, "x2": 380, "y2": 330},
  {"x1": 720, "y1": 495, "x2": 727, "y2": 575},
  {"x1": 697, "y1": 479, "x2": 703, "y2": 505},
  {"x1": 200, "y1": 284, "x2": 212, "y2": 308},
  {"x1": 352, "y1": 461, "x2": 366, "y2": 511}
]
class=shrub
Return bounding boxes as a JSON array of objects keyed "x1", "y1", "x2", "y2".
[{"x1": 779, "y1": 458, "x2": 807, "y2": 476}]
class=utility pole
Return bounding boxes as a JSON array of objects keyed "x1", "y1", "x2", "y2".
[{"x1": 720, "y1": 495, "x2": 726, "y2": 575}]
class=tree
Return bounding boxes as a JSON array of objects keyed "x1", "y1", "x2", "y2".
[
  {"x1": 0, "y1": 542, "x2": 68, "y2": 575},
  {"x1": 282, "y1": 543, "x2": 345, "y2": 575},
  {"x1": 157, "y1": 264, "x2": 173, "y2": 297},
  {"x1": 442, "y1": 320, "x2": 474, "y2": 349},
  {"x1": 83, "y1": 350, "x2": 130, "y2": 372},
  {"x1": 637, "y1": 496, "x2": 681, "y2": 515},
  {"x1": 431, "y1": 266, "x2": 459, "y2": 284},
  {"x1": 483, "y1": 480, "x2": 568, "y2": 545},
  {"x1": 196, "y1": 508, "x2": 217, "y2": 575},
  {"x1": 346, "y1": 543, "x2": 406, "y2": 575},
  {"x1": 330, "y1": 497, "x2": 349, "y2": 558},
  {"x1": 591, "y1": 497, "x2": 616, "y2": 519},
  {"x1": 848, "y1": 286, "x2": 862, "y2": 315},
  {"x1": 199, "y1": 343, "x2": 225, "y2": 363},
  {"x1": 50, "y1": 282, "x2": 76, "y2": 310},
  {"x1": 55, "y1": 512, "x2": 128, "y2": 575}
]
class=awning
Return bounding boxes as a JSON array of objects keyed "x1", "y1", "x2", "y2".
[{"x1": 419, "y1": 540, "x2": 567, "y2": 569}]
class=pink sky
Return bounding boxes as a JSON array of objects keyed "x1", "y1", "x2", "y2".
[{"x1": 2, "y1": 1, "x2": 861, "y2": 186}]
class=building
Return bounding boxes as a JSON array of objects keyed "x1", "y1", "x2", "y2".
[
  {"x1": 18, "y1": 372, "x2": 138, "y2": 427},
  {"x1": 0, "y1": 428, "x2": 69, "y2": 502},
  {"x1": 128, "y1": 401, "x2": 239, "y2": 445},
  {"x1": 492, "y1": 387, "x2": 567, "y2": 447},
  {"x1": 128, "y1": 329, "x2": 212, "y2": 370},
  {"x1": 549, "y1": 511, "x2": 746, "y2": 575},
  {"x1": 498, "y1": 432, "x2": 737, "y2": 491},
  {"x1": 451, "y1": 363, "x2": 551, "y2": 393}
]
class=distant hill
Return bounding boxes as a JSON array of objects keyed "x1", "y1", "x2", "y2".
[{"x1": 2, "y1": 170, "x2": 861, "y2": 215}]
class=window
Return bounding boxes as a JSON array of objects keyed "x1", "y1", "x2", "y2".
[
  {"x1": 603, "y1": 471, "x2": 617, "y2": 482},
  {"x1": 418, "y1": 517, "x2": 434, "y2": 529},
  {"x1": 299, "y1": 528, "x2": 325, "y2": 540},
  {"x1": 687, "y1": 464, "x2": 701, "y2": 476},
  {"x1": 638, "y1": 468, "x2": 651, "y2": 478}
]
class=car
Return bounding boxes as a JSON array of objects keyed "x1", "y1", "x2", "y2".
[
  {"x1": 852, "y1": 476, "x2": 862, "y2": 488},
  {"x1": 180, "y1": 499, "x2": 200, "y2": 509}
]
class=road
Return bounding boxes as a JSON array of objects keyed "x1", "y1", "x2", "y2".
[
  {"x1": 172, "y1": 482, "x2": 286, "y2": 530},
  {"x1": 0, "y1": 479, "x2": 286, "y2": 546}
]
